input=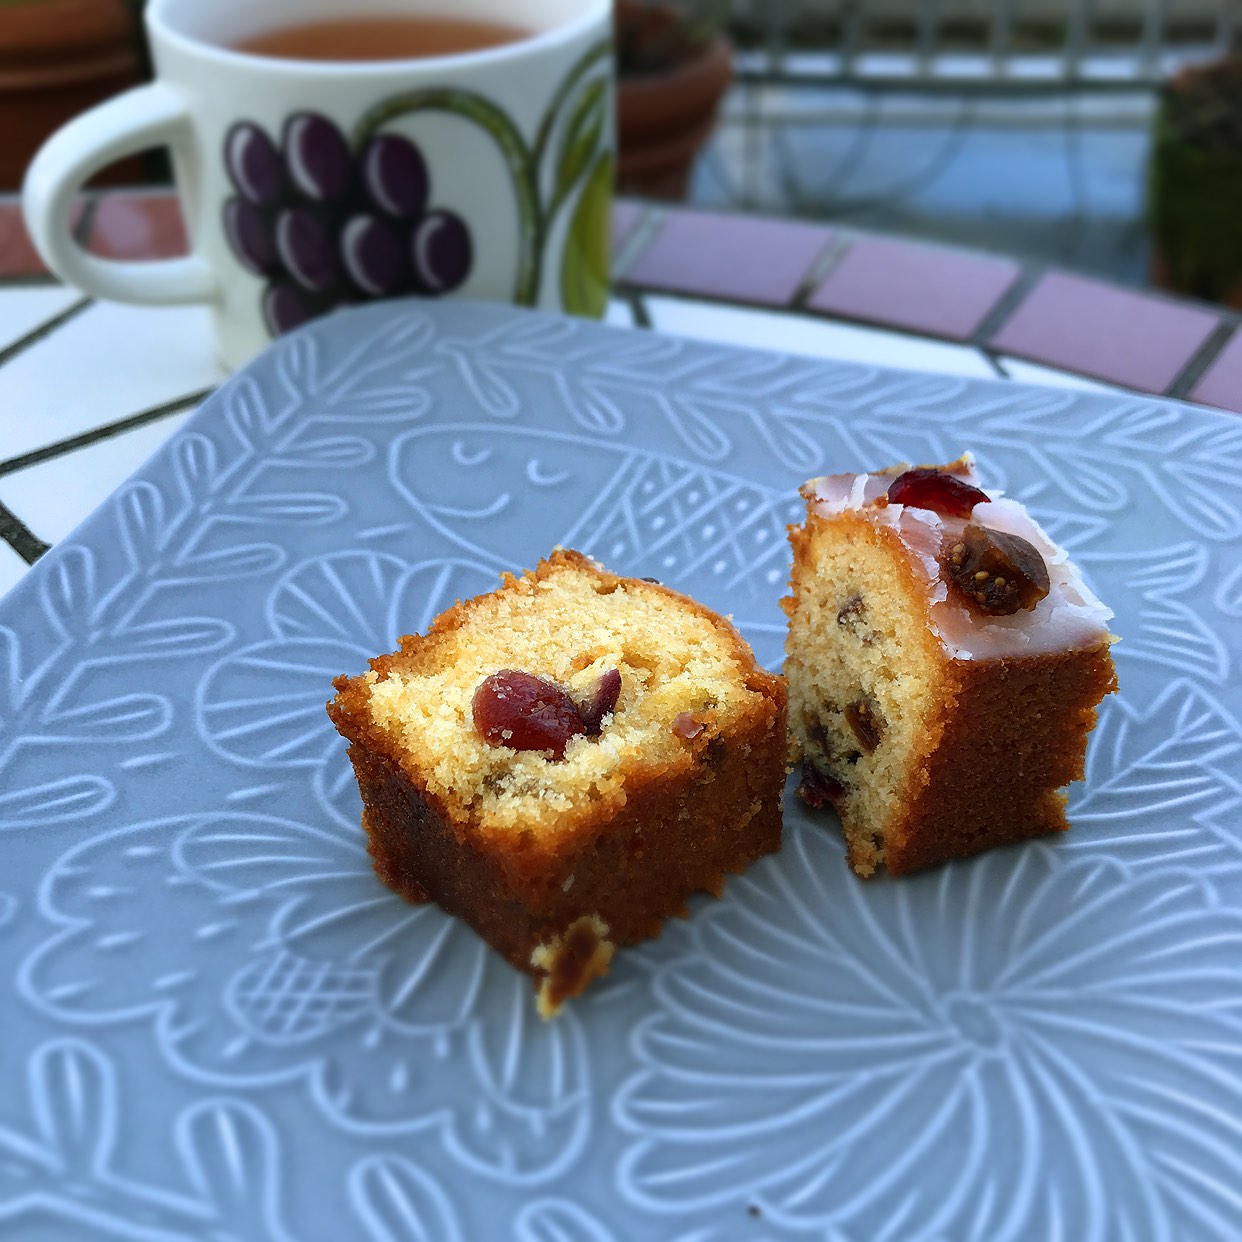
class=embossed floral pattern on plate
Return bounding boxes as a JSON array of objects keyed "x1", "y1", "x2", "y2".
[{"x1": 1, "y1": 300, "x2": 1240, "y2": 1240}]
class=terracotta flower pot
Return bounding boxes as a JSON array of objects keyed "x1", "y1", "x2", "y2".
[
  {"x1": 0, "y1": 0, "x2": 143, "y2": 191},
  {"x1": 616, "y1": 2, "x2": 733, "y2": 201}
]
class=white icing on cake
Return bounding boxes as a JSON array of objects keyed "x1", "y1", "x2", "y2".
[{"x1": 802, "y1": 466, "x2": 1115, "y2": 660}]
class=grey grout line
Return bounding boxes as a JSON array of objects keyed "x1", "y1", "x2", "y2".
[
  {"x1": 627, "y1": 291, "x2": 652, "y2": 329},
  {"x1": 970, "y1": 263, "x2": 1046, "y2": 348},
  {"x1": 0, "y1": 295, "x2": 94, "y2": 371},
  {"x1": 0, "y1": 273, "x2": 63, "y2": 289},
  {"x1": 789, "y1": 233, "x2": 852, "y2": 310},
  {"x1": 0, "y1": 498, "x2": 49, "y2": 564},
  {"x1": 982, "y1": 350, "x2": 1010, "y2": 379},
  {"x1": 74, "y1": 196, "x2": 99, "y2": 246},
  {"x1": 0, "y1": 387, "x2": 214, "y2": 478},
  {"x1": 1166, "y1": 322, "x2": 1236, "y2": 403},
  {"x1": 611, "y1": 207, "x2": 666, "y2": 282}
]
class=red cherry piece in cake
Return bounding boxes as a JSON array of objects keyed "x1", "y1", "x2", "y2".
[
  {"x1": 886, "y1": 468, "x2": 989, "y2": 518},
  {"x1": 942, "y1": 523, "x2": 1050, "y2": 615},
  {"x1": 672, "y1": 711, "x2": 704, "y2": 739},
  {"x1": 472, "y1": 670, "x2": 586, "y2": 757},
  {"x1": 577, "y1": 668, "x2": 622, "y2": 735}
]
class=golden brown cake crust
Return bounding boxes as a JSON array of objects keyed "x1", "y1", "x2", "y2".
[
  {"x1": 881, "y1": 643, "x2": 1117, "y2": 874},
  {"x1": 328, "y1": 549, "x2": 787, "y2": 1000},
  {"x1": 345, "y1": 717, "x2": 784, "y2": 970}
]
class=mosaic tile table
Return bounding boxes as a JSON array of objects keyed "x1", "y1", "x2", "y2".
[
  {"x1": 2, "y1": 190, "x2": 1242, "y2": 1240},
  {"x1": 0, "y1": 189, "x2": 1239, "y2": 596}
]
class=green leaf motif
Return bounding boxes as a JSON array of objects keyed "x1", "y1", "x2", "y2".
[
  {"x1": 561, "y1": 152, "x2": 613, "y2": 319},
  {"x1": 554, "y1": 79, "x2": 606, "y2": 210}
]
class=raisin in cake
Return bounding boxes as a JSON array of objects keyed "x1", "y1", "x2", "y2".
[
  {"x1": 783, "y1": 456, "x2": 1117, "y2": 877},
  {"x1": 328, "y1": 549, "x2": 787, "y2": 1015}
]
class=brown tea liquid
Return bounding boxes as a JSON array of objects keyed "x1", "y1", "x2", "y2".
[{"x1": 232, "y1": 16, "x2": 531, "y2": 62}]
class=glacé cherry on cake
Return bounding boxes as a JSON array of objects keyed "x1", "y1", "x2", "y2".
[
  {"x1": 783, "y1": 455, "x2": 1117, "y2": 877},
  {"x1": 328, "y1": 549, "x2": 787, "y2": 1015}
]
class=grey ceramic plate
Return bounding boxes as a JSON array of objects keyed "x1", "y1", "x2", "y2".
[{"x1": 1, "y1": 300, "x2": 1240, "y2": 1241}]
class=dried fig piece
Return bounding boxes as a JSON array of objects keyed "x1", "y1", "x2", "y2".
[
  {"x1": 943, "y1": 523, "x2": 1050, "y2": 616},
  {"x1": 886, "y1": 468, "x2": 989, "y2": 518},
  {"x1": 845, "y1": 697, "x2": 885, "y2": 752}
]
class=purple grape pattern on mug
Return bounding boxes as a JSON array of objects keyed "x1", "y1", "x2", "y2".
[
  {"x1": 221, "y1": 38, "x2": 612, "y2": 338},
  {"x1": 223, "y1": 115, "x2": 471, "y2": 336}
]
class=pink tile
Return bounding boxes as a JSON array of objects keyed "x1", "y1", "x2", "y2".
[
  {"x1": 808, "y1": 235, "x2": 1020, "y2": 342},
  {"x1": 989, "y1": 271, "x2": 1219, "y2": 394},
  {"x1": 0, "y1": 201, "x2": 48, "y2": 276},
  {"x1": 1190, "y1": 330, "x2": 1242, "y2": 414},
  {"x1": 625, "y1": 209, "x2": 833, "y2": 306},
  {"x1": 86, "y1": 192, "x2": 187, "y2": 260},
  {"x1": 0, "y1": 198, "x2": 90, "y2": 277},
  {"x1": 611, "y1": 199, "x2": 644, "y2": 252}
]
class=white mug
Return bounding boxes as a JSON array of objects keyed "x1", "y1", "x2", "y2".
[{"x1": 23, "y1": 0, "x2": 614, "y2": 369}]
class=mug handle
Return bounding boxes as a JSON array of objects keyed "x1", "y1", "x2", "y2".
[{"x1": 22, "y1": 83, "x2": 217, "y2": 305}]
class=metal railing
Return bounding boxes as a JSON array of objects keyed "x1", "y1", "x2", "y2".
[
  {"x1": 726, "y1": 0, "x2": 1240, "y2": 90},
  {"x1": 686, "y1": 1, "x2": 1241, "y2": 276}
]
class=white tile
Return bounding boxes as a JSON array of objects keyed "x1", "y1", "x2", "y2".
[
  {"x1": 604, "y1": 298, "x2": 635, "y2": 328},
  {"x1": 0, "y1": 409, "x2": 193, "y2": 545},
  {"x1": 998, "y1": 356, "x2": 1120, "y2": 394},
  {"x1": 0, "y1": 301, "x2": 223, "y2": 458},
  {"x1": 0, "y1": 285, "x2": 84, "y2": 353},
  {"x1": 644, "y1": 296, "x2": 998, "y2": 379},
  {"x1": 0, "y1": 540, "x2": 26, "y2": 601}
]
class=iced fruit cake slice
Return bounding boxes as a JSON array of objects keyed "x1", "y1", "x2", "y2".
[{"x1": 783, "y1": 456, "x2": 1117, "y2": 877}]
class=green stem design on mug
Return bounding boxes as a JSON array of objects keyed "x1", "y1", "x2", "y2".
[
  {"x1": 561, "y1": 150, "x2": 613, "y2": 318},
  {"x1": 352, "y1": 36, "x2": 613, "y2": 311},
  {"x1": 545, "y1": 77, "x2": 609, "y2": 229},
  {"x1": 532, "y1": 39, "x2": 613, "y2": 184}
]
